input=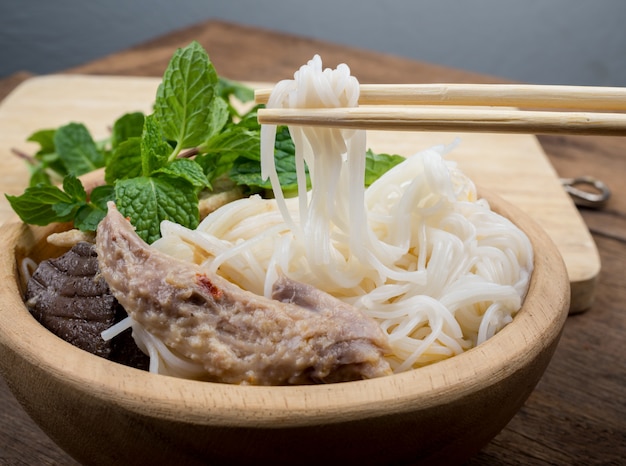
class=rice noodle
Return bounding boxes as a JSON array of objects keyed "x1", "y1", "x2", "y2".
[{"x1": 133, "y1": 55, "x2": 533, "y2": 375}]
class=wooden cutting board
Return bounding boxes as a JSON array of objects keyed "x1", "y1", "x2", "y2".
[{"x1": 0, "y1": 74, "x2": 599, "y2": 312}]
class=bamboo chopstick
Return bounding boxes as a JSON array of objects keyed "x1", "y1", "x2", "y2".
[
  {"x1": 255, "y1": 83, "x2": 626, "y2": 136},
  {"x1": 257, "y1": 107, "x2": 626, "y2": 136},
  {"x1": 254, "y1": 83, "x2": 626, "y2": 111}
]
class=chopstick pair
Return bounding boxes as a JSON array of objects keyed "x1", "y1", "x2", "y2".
[{"x1": 255, "y1": 84, "x2": 626, "y2": 136}]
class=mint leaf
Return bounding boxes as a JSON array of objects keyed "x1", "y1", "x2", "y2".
[
  {"x1": 90, "y1": 184, "x2": 116, "y2": 207},
  {"x1": 74, "y1": 185, "x2": 115, "y2": 231},
  {"x1": 50, "y1": 175, "x2": 86, "y2": 218},
  {"x1": 5, "y1": 184, "x2": 74, "y2": 225},
  {"x1": 196, "y1": 128, "x2": 260, "y2": 183},
  {"x1": 229, "y1": 125, "x2": 302, "y2": 191},
  {"x1": 141, "y1": 114, "x2": 172, "y2": 175},
  {"x1": 114, "y1": 175, "x2": 199, "y2": 243},
  {"x1": 154, "y1": 41, "x2": 218, "y2": 151},
  {"x1": 5, "y1": 174, "x2": 114, "y2": 230},
  {"x1": 54, "y1": 122, "x2": 105, "y2": 175},
  {"x1": 74, "y1": 204, "x2": 106, "y2": 231},
  {"x1": 105, "y1": 137, "x2": 142, "y2": 184},
  {"x1": 217, "y1": 77, "x2": 255, "y2": 104},
  {"x1": 27, "y1": 166, "x2": 52, "y2": 187},
  {"x1": 154, "y1": 158, "x2": 210, "y2": 189},
  {"x1": 234, "y1": 106, "x2": 262, "y2": 131},
  {"x1": 203, "y1": 97, "x2": 229, "y2": 141},
  {"x1": 27, "y1": 129, "x2": 56, "y2": 156},
  {"x1": 274, "y1": 125, "x2": 296, "y2": 158},
  {"x1": 62, "y1": 174, "x2": 87, "y2": 202},
  {"x1": 111, "y1": 112, "x2": 145, "y2": 148},
  {"x1": 25, "y1": 128, "x2": 67, "y2": 184},
  {"x1": 229, "y1": 155, "x2": 303, "y2": 192},
  {"x1": 217, "y1": 78, "x2": 257, "y2": 120},
  {"x1": 364, "y1": 149, "x2": 405, "y2": 186}
]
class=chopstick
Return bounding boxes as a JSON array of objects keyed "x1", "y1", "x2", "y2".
[
  {"x1": 257, "y1": 107, "x2": 626, "y2": 136},
  {"x1": 254, "y1": 84, "x2": 626, "y2": 136},
  {"x1": 254, "y1": 83, "x2": 626, "y2": 110}
]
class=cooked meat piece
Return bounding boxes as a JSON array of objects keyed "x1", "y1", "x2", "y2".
[
  {"x1": 96, "y1": 203, "x2": 392, "y2": 385},
  {"x1": 25, "y1": 241, "x2": 149, "y2": 370}
]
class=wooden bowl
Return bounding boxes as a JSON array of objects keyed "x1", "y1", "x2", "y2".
[{"x1": 0, "y1": 190, "x2": 570, "y2": 466}]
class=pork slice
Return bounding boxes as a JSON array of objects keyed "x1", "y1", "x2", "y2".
[{"x1": 95, "y1": 204, "x2": 392, "y2": 385}]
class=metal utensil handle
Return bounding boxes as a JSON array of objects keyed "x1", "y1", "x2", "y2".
[{"x1": 560, "y1": 176, "x2": 611, "y2": 208}]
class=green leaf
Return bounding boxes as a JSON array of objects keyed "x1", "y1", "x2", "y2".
[
  {"x1": 274, "y1": 125, "x2": 296, "y2": 159},
  {"x1": 74, "y1": 185, "x2": 114, "y2": 231},
  {"x1": 50, "y1": 175, "x2": 86, "y2": 220},
  {"x1": 228, "y1": 159, "x2": 270, "y2": 190},
  {"x1": 229, "y1": 126, "x2": 304, "y2": 192},
  {"x1": 105, "y1": 137, "x2": 142, "y2": 184},
  {"x1": 89, "y1": 184, "x2": 116, "y2": 208},
  {"x1": 27, "y1": 129, "x2": 56, "y2": 156},
  {"x1": 4, "y1": 173, "x2": 112, "y2": 230},
  {"x1": 233, "y1": 105, "x2": 262, "y2": 131},
  {"x1": 54, "y1": 122, "x2": 105, "y2": 175},
  {"x1": 5, "y1": 184, "x2": 74, "y2": 225},
  {"x1": 114, "y1": 175, "x2": 199, "y2": 244},
  {"x1": 52, "y1": 200, "x2": 78, "y2": 219},
  {"x1": 111, "y1": 112, "x2": 145, "y2": 148},
  {"x1": 62, "y1": 174, "x2": 87, "y2": 202},
  {"x1": 230, "y1": 146, "x2": 306, "y2": 192},
  {"x1": 217, "y1": 77, "x2": 255, "y2": 103},
  {"x1": 216, "y1": 78, "x2": 257, "y2": 120},
  {"x1": 154, "y1": 158, "x2": 210, "y2": 189},
  {"x1": 74, "y1": 204, "x2": 107, "y2": 232},
  {"x1": 27, "y1": 166, "x2": 53, "y2": 187},
  {"x1": 23, "y1": 129, "x2": 67, "y2": 184},
  {"x1": 196, "y1": 127, "x2": 260, "y2": 183},
  {"x1": 154, "y1": 41, "x2": 218, "y2": 151},
  {"x1": 203, "y1": 97, "x2": 229, "y2": 141},
  {"x1": 141, "y1": 114, "x2": 172, "y2": 175},
  {"x1": 32, "y1": 152, "x2": 67, "y2": 186},
  {"x1": 364, "y1": 149, "x2": 405, "y2": 186},
  {"x1": 37, "y1": 151, "x2": 65, "y2": 172}
]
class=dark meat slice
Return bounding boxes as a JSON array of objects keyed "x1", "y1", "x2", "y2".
[
  {"x1": 25, "y1": 241, "x2": 148, "y2": 369},
  {"x1": 96, "y1": 203, "x2": 392, "y2": 385}
]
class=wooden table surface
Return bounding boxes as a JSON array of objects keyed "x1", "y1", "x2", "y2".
[{"x1": 0, "y1": 20, "x2": 624, "y2": 465}]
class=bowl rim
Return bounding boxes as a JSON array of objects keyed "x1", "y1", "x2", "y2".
[{"x1": 0, "y1": 189, "x2": 570, "y2": 428}]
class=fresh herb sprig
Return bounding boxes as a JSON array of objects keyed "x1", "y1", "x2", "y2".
[
  {"x1": 7, "y1": 42, "x2": 256, "y2": 243},
  {"x1": 6, "y1": 42, "x2": 404, "y2": 243}
]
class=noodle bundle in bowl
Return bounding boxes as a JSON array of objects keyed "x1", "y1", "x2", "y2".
[{"x1": 0, "y1": 54, "x2": 569, "y2": 465}]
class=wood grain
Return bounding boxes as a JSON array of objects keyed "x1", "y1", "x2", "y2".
[{"x1": 0, "y1": 19, "x2": 624, "y2": 466}]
